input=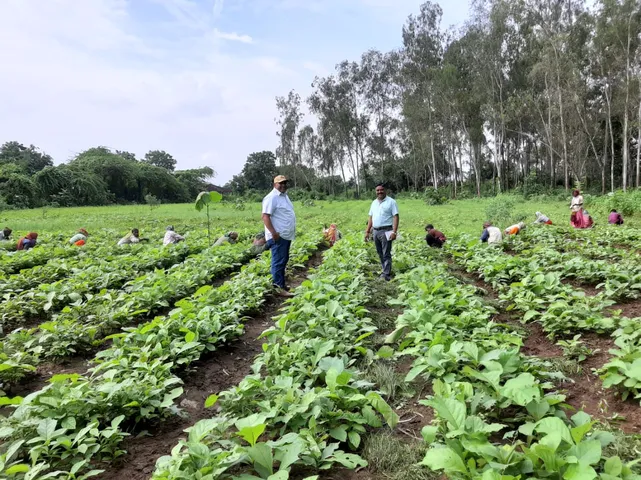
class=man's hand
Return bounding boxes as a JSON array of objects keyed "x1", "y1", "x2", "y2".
[
  {"x1": 390, "y1": 232, "x2": 397, "y2": 241},
  {"x1": 272, "y1": 232, "x2": 281, "y2": 242},
  {"x1": 364, "y1": 231, "x2": 370, "y2": 243}
]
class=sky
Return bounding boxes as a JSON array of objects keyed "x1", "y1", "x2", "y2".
[{"x1": 0, "y1": 0, "x2": 470, "y2": 184}]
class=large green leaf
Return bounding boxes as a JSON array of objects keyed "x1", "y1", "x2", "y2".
[
  {"x1": 427, "y1": 396, "x2": 466, "y2": 430},
  {"x1": 500, "y1": 373, "x2": 540, "y2": 406},
  {"x1": 421, "y1": 447, "x2": 467, "y2": 474}
]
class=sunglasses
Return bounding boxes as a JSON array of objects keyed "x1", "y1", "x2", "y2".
[{"x1": 278, "y1": 181, "x2": 289, "y2": 185}]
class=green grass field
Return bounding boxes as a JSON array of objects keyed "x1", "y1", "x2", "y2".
[{"x1": 2, "y1": 195, "x2": 637, "y2": 239}]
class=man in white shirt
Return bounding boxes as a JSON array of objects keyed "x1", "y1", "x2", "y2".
[
  {"x1": 262, "y1": 175, "x2": 297, "y2": 296},
  {"x1": 365, "y1": 184, "x2": 399, "y2": 281}
]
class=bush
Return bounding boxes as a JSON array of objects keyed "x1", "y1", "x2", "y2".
[
  {"x1": 423, "y1": 187, "x2": 449, "y2": 205},
  {"x1": 592, "y1": 190, "x2": 641, "y2": 217},
  {"x1": 485, "y1": 194, "x2": 524, "y2": 225}
]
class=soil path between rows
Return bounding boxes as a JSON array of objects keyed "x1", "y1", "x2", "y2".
[{"x1": 96, "y1": 250, "x2": 325, "y2": 480}]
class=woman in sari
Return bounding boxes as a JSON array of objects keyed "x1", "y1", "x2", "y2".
[{"x1": 570, "y1": 190, "x2": 593, "y2": 228}]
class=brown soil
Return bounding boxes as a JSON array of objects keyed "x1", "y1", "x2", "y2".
[
  {"x1": 5, "y1": 357, "x2": 91, "y2": 398},
  {"x1": 95, "y1": 250, "x2": 324, "y2": 480},
  {"x1": 608, "y1": 297, "x2": 641, "y2": 319},
  {"x1": 562, "y1": 279, "x2": 601, "y2": 297},
  {"x1": 521, "y1": 322, "x2": 564, "y2": 358},
  {"x1": 552, "y1": 332, "x2": 641, "y2": 433}
]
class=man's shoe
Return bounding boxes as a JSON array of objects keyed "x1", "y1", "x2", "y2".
[{"x1": 277, "y1": 288, "x2": 294, "y2": 298}]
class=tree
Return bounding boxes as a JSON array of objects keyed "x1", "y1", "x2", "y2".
[
  {"x1": 143, "y1": 150, "x2": 177, "y2": 171},
  {"x1": 116, "y1": 150, "x2": 137, "y2": 162},
  {"x1": 236, "y1": 151, "x2": 278, "y2": 192},
  {"x1": 0, "y1": 141, "x2": 54, "y2": 175}
]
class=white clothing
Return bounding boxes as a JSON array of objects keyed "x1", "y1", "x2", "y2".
[
  {"x1": 163, "y1": 231, "x2": 184, "y2": 246},
  {"x1": 118, "y1": 234, "x2": 140, "y2": 246},
  {"x1": 487, "y1": 226, "x2": 503, "y2": 244},
  {"x1": 262, "y1": 188, "x2": 296, "y2": 241},
  {"x1": 570, "y1": 195, "x2": 584, "y2": 213},
  {"x1": 534, "y1": 212, "x2": 550, "y2": 224}
]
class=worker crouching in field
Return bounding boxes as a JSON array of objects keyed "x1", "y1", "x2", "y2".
[
  {"x1": 323, "y1": 224, "x2": 342, "y2": 247},
  {"x1": 533, "y1": 212, "x2": 553, "y2": 225},
  {"x1": 505, "y1": 222, "x2": 526, "y2": 236},
  {"x1": 0, "y1": 227, "x2": 12, "y2": 241},
  {"x1": 17, "y1": 232, "x2": 38, "y2": 250},
  {"x1": 69, "y1": 228, "x2": 89, "y2": 246},
  {"x1": 608, "y1": 210, "x2": 624, "y2": 225},
  {"x1": 425, "y1": 224, "x2": 446, "y2": 248},
  {"x1": 118, "y1": 228, "x2": 142, "y2": 245},
  {"x1": 214, "y1": 231, "x2": 238, "y2": 246},
  {"x1": 480, "y1": 222, "x2": 502, "y2": 245},
  {"x1": 163, "y1": 226, "x2": 185, "y2": 245},
  {"x1": 250, "y1": 232, "x2": 267, "y2": 255}
]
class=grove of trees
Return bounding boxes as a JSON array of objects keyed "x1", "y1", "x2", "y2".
[
  {"x1": 0, "y1": 142, "x2": 215, "y2": 208},
  {"x1": 267, "y1": 0, "x2": 641, "y2": 197}
]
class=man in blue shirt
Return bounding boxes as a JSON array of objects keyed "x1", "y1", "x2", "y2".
[
  {"x1": 365, "y1": 184, "x2": 399, "y2": 281},
  {"x1": 262, "y1": 175, "x2": 297, "y2": 297}
]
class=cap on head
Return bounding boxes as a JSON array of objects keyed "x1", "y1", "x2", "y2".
[
  {"x1": 274, "y1": 175, "x2": 288, "y2": 184},
  {"x1": 166, "y1": 225, "x2": 174, "y2": 231}
]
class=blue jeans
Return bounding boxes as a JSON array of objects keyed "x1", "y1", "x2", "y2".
[{"x1": 267, "y1": 238, "x2": 291, "y2": 288}]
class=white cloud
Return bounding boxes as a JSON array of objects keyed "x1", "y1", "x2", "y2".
[
  {"x1": 0, "y1": 0, "x2": 301, "y2": 183},
  {"x1": 213, "y1": 28, "x2": 253, "y2": 43}
]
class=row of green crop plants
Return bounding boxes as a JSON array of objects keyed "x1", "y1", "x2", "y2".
[
  {"x1": 0, "y1": 240, "x2": 211, "y2": 333},
  {"x1": 147, "y1": 236, "x2": 437, "y2": 479},
  {"x1": 384, "y1": 240, "x2": 640, "y2": 479},
  {"x1": 448, "y1": 228, "x2": 641, "y2": 409},
  {"x1": 0, "y1": 242, "x2": 252, "y2": 389},
  {"x1": 0, "y1": 233, "x2": 321, "y2": 479}
]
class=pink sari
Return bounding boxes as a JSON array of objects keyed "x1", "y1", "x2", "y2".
[{"x1": 571, "y1": 210, "x2": 593, "y2": 229}]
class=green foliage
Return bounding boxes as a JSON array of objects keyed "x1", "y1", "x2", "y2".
[
  {"x1": 144, "y1": 193, "x2": 160, "y2": 210},
  {"x1": 143, "y1": 150, "x2": 177, "y2": 171},
  {"x1": 483, "y1": 194, "x2": 527, "y2": 226}
]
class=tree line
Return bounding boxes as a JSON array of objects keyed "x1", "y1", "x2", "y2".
[
  {"x1": 260, "y1": 0, "x2": 641, "y2": 198},
  {"x1": 0, "y1": 141, "x2": 215, "y2": 208}
]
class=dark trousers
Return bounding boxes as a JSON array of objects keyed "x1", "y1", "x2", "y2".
[
  {"x1": 426, "y1": 236, "x2": 444, "y2": 248},
  {"x1": 373, "y1": 227, "x2": 393, "y2": 278},
  {"x1": 267, "y1": 238, "x2": 291, "y2": 288}
]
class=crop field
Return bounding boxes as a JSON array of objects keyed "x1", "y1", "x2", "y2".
[{"x1": 1, "y1": 197, "x2": 641, "y2": 480}]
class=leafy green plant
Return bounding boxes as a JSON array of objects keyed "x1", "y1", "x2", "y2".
[
  {"x1": 195, "y1": 190, "x2": 223, "y2": 245},
  {"x1": 556, "y1": 334, "x2": 594, "y2": 362}
]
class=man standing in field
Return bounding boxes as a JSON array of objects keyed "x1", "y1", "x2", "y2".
[
  {"x1": 262, "y1": 175, "x2": 296, "y2": 297},
  {"x1": 365, "y1": 183, "x2": 399, "y2": 281}
]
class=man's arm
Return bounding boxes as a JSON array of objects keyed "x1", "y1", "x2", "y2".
[
  {"x1": 364, "y1": 216, "x2": 373, "y2": 242},
  {"x1": 262, "y1": 213, "x2": 280, "y2": 242},
  {"x1": 390, "y1": 214, "x2": 399, "y2": 240},
  {"x1": 480, "y1": 229, "x2": 489, "y2": 242}
]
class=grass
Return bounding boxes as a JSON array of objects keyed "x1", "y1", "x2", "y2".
[
  {"x1": 3, "y1": 194, "x2": 639, "y2": 237},
  {"x1": 362, "y1": 432, "x2": 436, "y2": 480}
]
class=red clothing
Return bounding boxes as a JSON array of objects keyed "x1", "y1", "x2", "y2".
[
  {"x1": 426, "y1": 229, "x2": 446, "y2": 248},
  {"x1": 571, "y1": 211, "x2": 593, "y2": 229}
]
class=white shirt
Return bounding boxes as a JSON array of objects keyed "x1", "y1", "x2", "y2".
[
  {"x1": 570, "y1": 195, "x2": 584, "y2": 212},
  {"x1": 262, "y1": 189, "x2": 296, "y2": 241},
  {"x1": 369, "y1": 196, "x2": 399, "y2": 229},
  {"x1": 487, "y1": 226, "x2": 502, "y2": 244},
  {"x1": 163, "y1": 231, "x2": 184, "y2": 246},
  {"x1": 118, "y1": 233, "x2": 140, "y2": 246}
]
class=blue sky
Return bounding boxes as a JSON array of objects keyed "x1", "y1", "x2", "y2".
[{"x1": 0, "y1": 0, "x2": 470, "y2": 183}]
